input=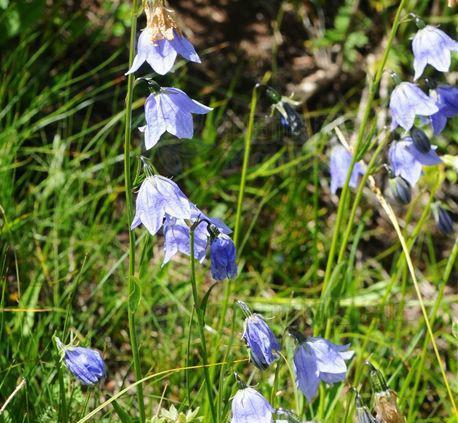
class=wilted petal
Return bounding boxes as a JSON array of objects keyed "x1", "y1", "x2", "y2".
[
  {"x1": 293, "y1": 344, "x2": 320, "y2": 402},
  {"x1": 231, "y1": 387, "x2": 273, "y2": 423}
]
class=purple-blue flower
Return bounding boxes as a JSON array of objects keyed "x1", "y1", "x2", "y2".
[
  {"x1": 389, "y1": 82, "x2": 438, "y2": 131},
  {"x1": 388, "y1": 138, "x2": 441, "y2": 187},
  {"x1": 140, "y1": 87, "x2": 212, "y2": 149},
  {"x1": 131, "y1": 175, "x2": 192, "y2": 235},
  {"x1": 163, "y1": 207, "x2": 232, "y2": 265},
  {"x1": 330, "y1": 145, "x2": 365, "y2": 194},
  {"x1": 413, "y1": 26, "x2": 458, "y2": 80},
  {"x1": 210, "y1": 234, "x2": 237, "y2": 280},
  {"x1": 238, "y1": 301, "x2": 279, "y2": 370},
  {"x1": 56, "y1": 338, "x2": 105, "y2": 385},
  {"x1": 231, "y1": 387, "x2": 273, "y2": 423},
  {"x1": 433, "y1": 204, "x2": 454, "y2": 234},
  {"x1": 126, "y1": 27, "x2": 200, "y2": 76},
  {"x1": 293, "y1": 336, "x2": 354, "y2": 402},
  {"x1": 430, "y1": 85, "x2": 458, "y2": 135}
]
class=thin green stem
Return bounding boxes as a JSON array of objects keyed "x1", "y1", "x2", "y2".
[
  {"x1": 321, "y1": 0, "x2": 407, "y2": 305},
  {"x1": 124, "y1": 1, "x2": 145, "y2": 422},
  {"x1": 190, "y1": 228, "x2": 218, "y2": 423}
]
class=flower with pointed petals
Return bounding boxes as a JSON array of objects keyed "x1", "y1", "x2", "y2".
[
  {"x1": 126, "y1": 5, "x2": 200, "y2": 75},
  {"x1": 140, "y1": 87, "x2": 212, "y2": 149},
  {"x1": 292, "y1": 334, "x2": 354, "y2": 402},
  {"x1": 389, "y1": 82, "x2": 438, "y2": 131},
  {"x1": 131, "y1": 175, "x2": 192, "y2": 235},
  {"x1": 163, "y1": 207, "x2": 232, "y2": 265},
  {"x1": 210, "y1": 234, "x2": 237, "y2": 280},
  {"x1": 56, "y1": 338, "x2": 105, "y2": 385},
  {"x1": 231, "y1": 386, "x2": 273, "y2": 423},
  {"x1": 330, "y1": 145, "x2": 365, "y2": 194},
  {"x1": 413, "y1": 25, "x2": 458, "y2": 80},
  {"x1": 388, "y1": 138, "x2": 441, "y2": 187},
  {"x1": 238, "y1": 301, "x2": 280, "y2": 370},
  {"x1": 430, "y1": 85, "x2": 458, "y2": 134}
]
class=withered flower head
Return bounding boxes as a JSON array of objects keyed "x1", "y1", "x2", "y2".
[
  {"x1": 374, "y1": 390, "x2": 405, "y2": 423},
  {"x1": 145, "y1": 2, "x2": 179, "y2": 42}
]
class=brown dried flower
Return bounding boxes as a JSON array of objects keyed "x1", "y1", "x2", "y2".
[
  {"x1": 374, "y1": 390, "x2": 406, "y2": 423},
  {"x1": 145, "y1": 3, "x2": 179, "y2": 42}
]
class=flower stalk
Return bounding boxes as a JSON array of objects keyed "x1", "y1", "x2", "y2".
[{"x1": 124, "y1": 0, "x2": 146, "y2": 421}]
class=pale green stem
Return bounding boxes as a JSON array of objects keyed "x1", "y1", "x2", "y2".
[
  {"x1": 124, "y1": 1, "x2": 146, "y2": 421},
  {"x1": 190, "y1": 227, "x2": 218, "y2": 423}
]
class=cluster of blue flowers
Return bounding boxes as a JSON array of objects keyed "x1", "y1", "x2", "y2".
[
  {"x1": 329, "y1": 16, "x2": 456, "y2": 233},
  {"x1": 231, "y1": 302, "x2": 353, "y2": 422}
]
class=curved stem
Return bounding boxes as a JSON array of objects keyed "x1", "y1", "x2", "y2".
[
  {"x1": 190, "y1": 229, "x2": 218, "y2": 423},
  {"x1": 124, "y1": 1, "x2": 146, "y2": 422}
]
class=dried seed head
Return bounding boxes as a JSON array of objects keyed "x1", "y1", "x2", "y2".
[
  {"x1": 374, "y1": 390, "x2": 405, "y2": 423},
  {"x1": 145, "y1": 4, "x2": 179, "y2": 41}
]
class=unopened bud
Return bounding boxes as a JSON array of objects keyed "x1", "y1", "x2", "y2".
[
  {"x1": 389, "y1": 176, "x2": 412, "y2": 205},
  {"x1": 410, "y1": 127, "x2": 431, "y2": 153}
]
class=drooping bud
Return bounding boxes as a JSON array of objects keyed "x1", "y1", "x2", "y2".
[
  {"x1": 409, "y1": 127, "x2": 431, "y2": 153},
  {"x1": 389, "y1": 176, "x2": 412, "y2": 205},
  {"x1": 432, "y1": 203, "x2": 454, "y2": 234}
]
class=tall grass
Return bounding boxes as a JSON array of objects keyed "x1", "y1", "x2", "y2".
[{"x1": 1, "y1": 0, "x2": 457, "y2": 422}]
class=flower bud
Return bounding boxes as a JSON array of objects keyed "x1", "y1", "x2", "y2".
[
  {"x1": 238, "y1": 301, "x2": 279, "y2": 370},
  {"x1": 389, "y1": 176, "x2": 412, "y2": 205},
  {"x1": 433, "y1": 204, "x2": 454, "y2": 234},
  {"x1": 210, "y1": 235, "x2": 237, "y2": 280},
  {"x1": 56, "y1": 337, "x2": 106, "y2": 385},
  {"x1": 354, "y1": 390, "x2": 378, "y2": 423},
  {"x1": 409, "y1": 127, "x2": 431, "y2": 153}
]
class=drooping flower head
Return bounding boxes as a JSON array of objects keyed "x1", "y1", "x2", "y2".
[
  {"x1": 329, "y1": 145, "x2": 365, "y2": 194},
  {"x1": 412, "y1": 23, "x2": 458, "y2": 80},
  {"x1": 231, "y1": 382, "x2": 273, "y2": 423},
  {"x1": 131, "y1": 175, "x2": 192, "y2": 235},
  {"x1": 429, "y1": 84, "x2": 458, "y2": 135},
  {"x1": 389, "y1": 175, "x2": 412, "y2": 205},
  {"x1": 432, "y1": 203, "x2": 454, "y2": 234},
  {"x1": 409, "y1": 127, "x2": 431, "y2": 153},
  {"x1": 237, "y1": 300, "x2": 280, "y2": 370},
  {"x1": 389, "y1": 81, "x2": 438, "y2": 131},
  {"x1": 56, "y1": 337, "x2": 105, "y2": 385},
  {"x1": 126, "y1": 3, "x2": 201, "y2": 75},
  {"x1": 210, "y1": 233, "x2": 238, "y2": 281},
  {"x1": 289, "y1": 329, "x2": 354, "y2": 402},
  {"x1": 140, "y1": 87, "x2": 212, "y2": 149},
  {"x1": 366, "y1": 361, "x2": 405, "y2": 423},
  {"x1": 388, "y1": 137, "x2": 441, "y2": 187}
]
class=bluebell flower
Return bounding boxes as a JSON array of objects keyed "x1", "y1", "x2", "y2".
[
  {"x1": 330, "y1": 145, "x2": 365, "y2": 194},
  {"x1": 56, "y1": 338, "x2": 105, "y2": 385},
  {"x1": 126, "y1": 5, "x2": 200, "y2": 75},
  {"x1": 389, "y1": 82, "x2": 438, "y2": 131},
  {"x1": 430, "y1": 85, "x2": 458, "y2": 135},
  {"x1": 413, "y1": 25, "x2": 458, "y2": 80},
  {"x1": 237, "y1": 301, "x2": 279, "y2": 370},
  {"x1": 210, "y1": 234, "x2": 237, "y2": 280},
  {"x1": 163, "y1": 206, "x2": 232, "y2": 264},
  {"x1": 388, "y1": 138, "x2": 441, "y2": 187},
  {"x1": 231, "y1": 386, "x2": 273, "y2": 423},
  {"x1": 433, "y1": 204, "x2": 454, "y2": 234},
  {"x1": 131, "y1": 175, "x2": 192, "y2": 235},
  {"x1": 292, "y1": 334, "x2": 354, "y2": 402},
  {"x1": 140, "y1": 87, "x2": 212, "y2": 149}
]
